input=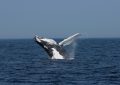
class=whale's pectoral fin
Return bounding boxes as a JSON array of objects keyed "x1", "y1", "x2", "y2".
[{"x1": 59, "y1": 33, "x2": 80, "y2": 46}]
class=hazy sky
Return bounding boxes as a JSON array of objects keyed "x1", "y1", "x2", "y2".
[{"x1": 0, "y1": 0, "x2": 120, "y2": 38}]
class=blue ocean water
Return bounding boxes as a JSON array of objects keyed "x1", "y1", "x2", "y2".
[{"x1": 0, "y1": 38, "x2": 120, "y2": 85}]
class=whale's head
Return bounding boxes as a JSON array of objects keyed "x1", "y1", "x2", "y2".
[{"x1": 35, "y1": 35, "x2": 57, "y2": 46}]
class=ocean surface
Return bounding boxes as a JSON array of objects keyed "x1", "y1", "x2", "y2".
[{"x1": 0, "y1": 38, "x2": 120, "y2": 85}]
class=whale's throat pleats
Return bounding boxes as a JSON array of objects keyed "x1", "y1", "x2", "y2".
[{"x1": 51, "y1": 48, "x2": 64, "y2": 59}]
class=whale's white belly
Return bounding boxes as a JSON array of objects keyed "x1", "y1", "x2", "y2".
[{"x1": 51, "y1": 48, "x2": 64, "y2": 59}]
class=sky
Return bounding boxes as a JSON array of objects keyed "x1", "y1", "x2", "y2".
[{"x1": 0, "y1": 0, "x2": 120, "y2": 39}]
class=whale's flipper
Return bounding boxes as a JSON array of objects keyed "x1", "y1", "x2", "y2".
[{"x1": 59, "y1": 33, "x2": 80, "y2": 46}]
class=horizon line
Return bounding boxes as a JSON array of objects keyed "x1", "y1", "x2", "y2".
[{"x1": 0, "y1": 37, "x2": 120, "y2": 40}]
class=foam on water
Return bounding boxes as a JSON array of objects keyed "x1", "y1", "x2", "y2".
[{"x1": 64, "y1": 41, "x2": 77, "y2": 60}]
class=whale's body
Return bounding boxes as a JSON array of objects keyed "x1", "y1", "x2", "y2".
[{"x1": 35, "y1": 33, "x2": 80, "y2": 59}]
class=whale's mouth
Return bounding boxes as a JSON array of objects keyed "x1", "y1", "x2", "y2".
[{"x1": 35, "y1": 35, "x2": 44, "y2": 40}]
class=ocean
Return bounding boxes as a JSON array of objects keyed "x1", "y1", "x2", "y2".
[{"x1": 0, "y1": 38, "x2": 120, "y2": 85}]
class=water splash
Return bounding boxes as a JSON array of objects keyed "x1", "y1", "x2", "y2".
[
  {"x1": 64, "y1": 41, "x2": 77, "y2": 60},
  {"x1": 70, "y1": 42, "x2": 77, "y2": 59}
]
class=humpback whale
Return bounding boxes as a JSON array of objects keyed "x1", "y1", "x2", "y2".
[{"x1": 35, "y1": 33, "x2": 80, "y2": 59}]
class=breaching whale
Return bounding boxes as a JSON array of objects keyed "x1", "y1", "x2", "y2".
[{"x1": 35, "y1": 33, "x2": 80, "y2": 59}]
